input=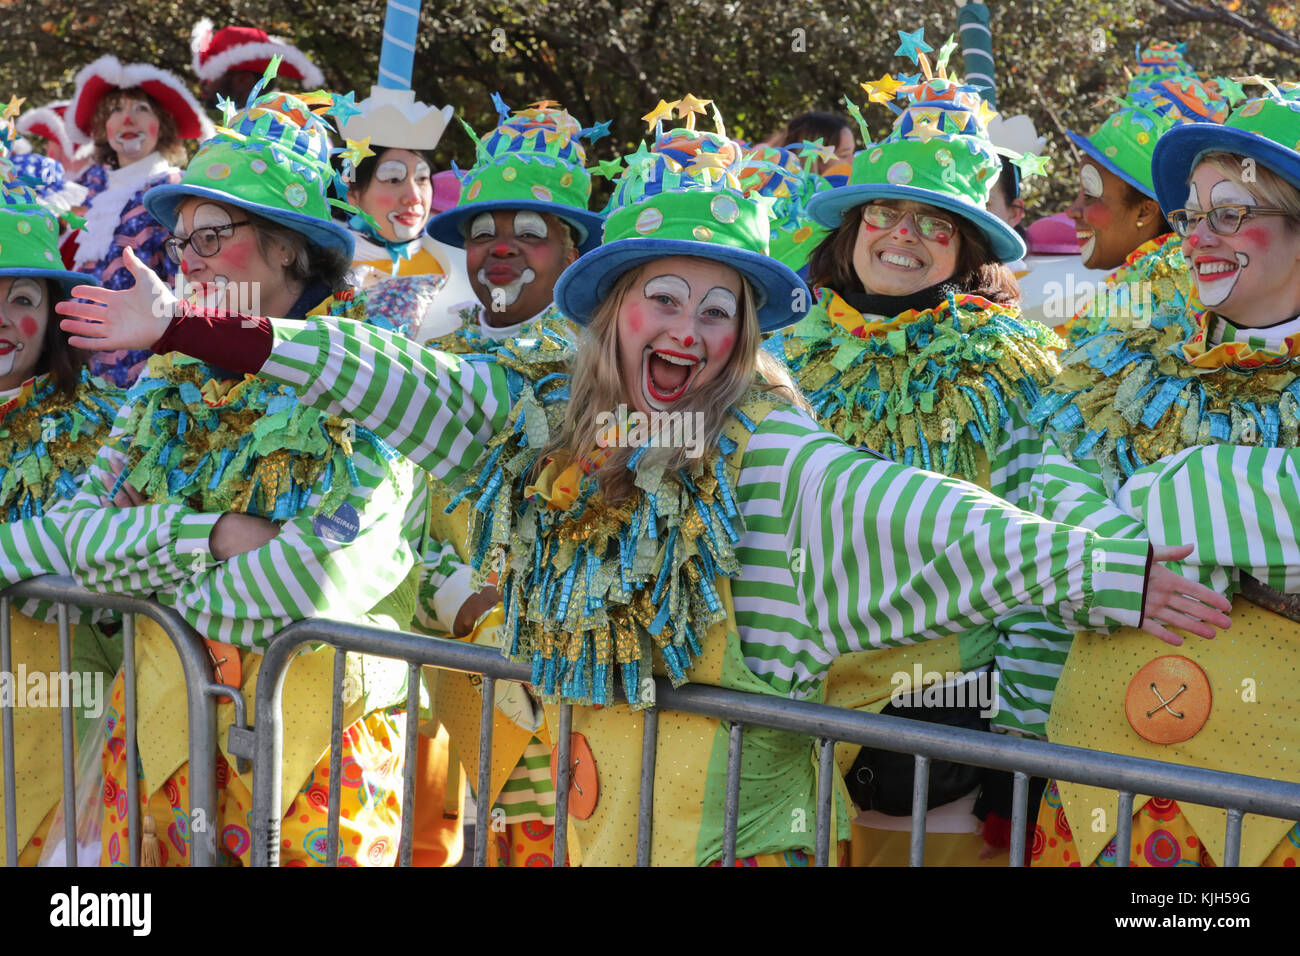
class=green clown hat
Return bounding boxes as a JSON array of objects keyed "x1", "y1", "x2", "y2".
[
  {"x1": 553, "y1": 96, "x2": 809, "y2": 332},
  {"x1": 738, "y1": 143, "x2": 833, "y2": 274},
  {"x1": 144, "y1": 70, "x2": 356, "y2": 261},
  {"x1": 1066, "y1": 102, "x2": 1176, "y2": 199},
  {"x1": 807, "y1": 31, "x2": 1036, "y2": 264},
  {"x1": 426, "y1": 96, "x2": 607, "y2": 254},
  {"x1": 1153, "y1": 81, "x2": 1300, "y2": 215},
  {"x1": 0, "y1": 114, "x2": 92, "y2": 293}
]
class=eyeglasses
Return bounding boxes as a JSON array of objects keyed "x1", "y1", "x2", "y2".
[
  {"x1": 164, "y1": 222, "x2": 252, "y2": 266},
  {"x1": 1168, "y1": 204, "x2": 1293, "y2": 238},
  {"x1": 861, "y1": 204, "x2": 957, "y2": 243}
]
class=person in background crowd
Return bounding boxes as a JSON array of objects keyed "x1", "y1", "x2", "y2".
[{"x1": 190, "y1": 18, "x2": 325, "y2": 109}]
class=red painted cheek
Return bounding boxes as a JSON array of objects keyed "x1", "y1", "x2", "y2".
[
  {"x1": 717, "y1": 334, "x2": 735, "y2": 355},
  {"x1": 1084, "y1": 204, "x2": 1112, "y2": 230},
  {"x1": 1238, "y1": 226, "x2": 1271, "y2": 249},
  {"x1": 18, "y1": 317, "x2": 38, "y2": 338},
  {"x1": 931, "y1": 233, "x2": 951, "y2": 247},
  {"x1": 862, "y1": 222, "x2": 883, "y2": 232},
  {"x1": 626, "y1": 304, "x2": 643, "y2": 335}
]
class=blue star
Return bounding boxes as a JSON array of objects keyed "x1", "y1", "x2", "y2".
[
  {"x1": 894, "y1": 29, "x2": 933, "y2": 63},
  {"x1": 327, "y1": 91, "x2": 362, "y2": 125},
  {"x1": 584, "y1": 119, "x2": 612, "y2": 143},
  {"x1": 490, "y1": 92, "x2": 511, "y2": 120},
  {"x1": 215, "y1": 94, "x2": 237, "y2": 126}
]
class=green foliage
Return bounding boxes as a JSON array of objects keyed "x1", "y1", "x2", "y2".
[{"x1": 0, "y1": 0, "x2": 1294, "y2": 214}]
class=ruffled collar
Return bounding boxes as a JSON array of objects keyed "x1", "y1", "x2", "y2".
[
  {"x1": 1181, "y1": 311, "x2": 1300, "y2": 370},
  {"x1": 1065, "y1": 232, "x2": 1198, "y2": 344},
  {"x1": 447, "y1": 318, "x2": 765, "y2": 708},
  {"x1": 773, "y1": 287, "x2": 1061, "y2": 479}
]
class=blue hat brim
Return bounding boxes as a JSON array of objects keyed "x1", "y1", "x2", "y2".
[
  {"x1": 1065, "y1": 130, "x2": 1156, "y2": 199},
  {"x1": 0, "y1": 267, "x2": 97, "y2": 296},
  {"x1": 553, "y1": 238, "x2": 810, "y2": 333},
  {"x1": 427, "y1": 201, "x2": 606, "y2": 255},
  {"x1": 1152, "y1": 122, "x2": 1300, "y2": 216},
  {"x1": 806, "y1": 184, "x2": 1027, "y2": 264},
  {"x1": 144, "y1": 185, "x2": 356, "y2": 262}
]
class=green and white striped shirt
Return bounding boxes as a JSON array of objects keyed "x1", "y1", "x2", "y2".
[{"x1": 256, "y1": 317, "x2": 1151, "y2": 699}]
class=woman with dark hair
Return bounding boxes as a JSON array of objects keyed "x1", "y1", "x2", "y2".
[
  {"x1": 769, "y1": 111, "x2": 855, "y2": 178},
  {"x1": 65, "y1": 57, "x2": 214, "y2": 386},
  {"x1": 771, "y1": 46, "x2": 1069, "y2": 865}
]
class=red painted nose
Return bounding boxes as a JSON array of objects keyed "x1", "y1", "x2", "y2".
[
  {"x1": 683, "y1": 335, "x2": 694, "y2": 347},
  {"x1": 491, "y1": 242, "x2": 511, "y2": 257}
]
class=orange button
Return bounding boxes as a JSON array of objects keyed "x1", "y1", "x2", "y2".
[
  {"x1": 551, "y1": 733, "x2": 599, "y2": 820},
  {"x1": 1125, "y1": 655, "x2": 1212, "y2": 744}
]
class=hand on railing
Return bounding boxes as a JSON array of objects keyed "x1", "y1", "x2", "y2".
[
  {"x1": 1140, "y1": 544, "x2": 1232, "y2": 646},
  {"x1": 55, "y1": 246, "x2": 175, "y2": 351},
  {"x1": 210, "y1": 513, "x2": 281, "y2": 562}
]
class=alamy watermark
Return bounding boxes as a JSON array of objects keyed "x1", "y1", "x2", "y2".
[
  {"x1": 594, "y1": 404, "x2": 707, "y2": 459},
  {"x1": 0, "y1": 666, "x2": 104, "y2": 718},
  {"x1": 153, "y1": 275, "x2": 263, "y2": 326},
  {"x1": 1041, "y1": 277, "x2": 1156, "y2": 326},
  {"x1": 889, "y1": 664, "x2": 1000, "y2": 718}
]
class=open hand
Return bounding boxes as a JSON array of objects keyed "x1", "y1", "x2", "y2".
[
  {"x1": 1140, "y1": 544, "x2": 1232, "y2": 645},
  {"x1": 55, "y1": 246, "x2": 176, "y2": 351}
]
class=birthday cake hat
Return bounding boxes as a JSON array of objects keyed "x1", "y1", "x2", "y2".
[
  {"x1": 738, "y1": 142, "x2": 833, "y2": 273},
  {"x1": 806, "y1": 30, "x2": 1038, "y2": 263},
  {"x1": 144, "y1": 60, "x2": 366, "y2": 260},
  {"x1": 0, "y1": 104, "x2": 94, "y2": 293},
  {"x1": 426, "y1": 97, "x2": 607, "y2": 254},
  {"x1": 553, "y1": 95, "x2": 808, "y2": 331},
  {"x1": 1153, "y1": 79, "x2": 1300, "y2": 214}
]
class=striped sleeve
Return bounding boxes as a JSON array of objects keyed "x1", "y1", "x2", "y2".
[
  {"x1": 1030, "y1": 439, "x2": 1147, "y2": 539},
  {"x1": 1133, "y1": 444, "x2": 1300, "y2": 594},
  {"x1": 262, "y1": 317, "x2": 509, "y2": 485},
  {"x1": 732, "y1": 408, "x2": 1150, "y2": 698},
  {"x1": 155, "y1": 444, "x2": 420, "y2": 647},
  {"x1": 58, "y1": 418, "x2": 224, "y2": 595}
]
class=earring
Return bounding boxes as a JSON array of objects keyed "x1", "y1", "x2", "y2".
[{"x1": 1136, "y1": 219, "x2": 1145, "y2": 227}]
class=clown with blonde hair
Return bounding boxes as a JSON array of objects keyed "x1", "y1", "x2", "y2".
[{"x1": 58, "y1": 96, "x2": 1229, "y2": 866}]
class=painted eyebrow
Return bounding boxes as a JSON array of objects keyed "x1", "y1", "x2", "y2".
[
  {"x1": 513, "y1": 211, "x2": 548, "y2": 235},
  {"x1": 8, "y1": 279, "x2": 43, "y2": 305},
  {"x1": 1209, "y1": 180, "x2": 1258, "y2": 206},
  {"x1": 643, "y1": 275, "x2": 691, "y2": 299},
  {"x1": 699, "y1": 287, "x2": 737, "y2": 314}
]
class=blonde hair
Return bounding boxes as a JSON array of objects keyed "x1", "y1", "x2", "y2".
[
  {"x1": 1197, "y1": 152, "x2": 1300, "y2": 224},
  {"x1": 542, "y1": 260, "x2": 808, "y2": 501}
]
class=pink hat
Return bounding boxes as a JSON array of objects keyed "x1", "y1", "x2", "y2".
[
  {"x1": 190, "y1": 19, "x2": 324, "y2": 86},
  {"x1": 430, "y1": 169, "x2": 462, "y2": 215},
  {"x1": 1026, "y1": 213, "x2": 1080, "y2": 255},
  {"x1": 69, "y1": 56, "x2": 215, "y2": 145}
]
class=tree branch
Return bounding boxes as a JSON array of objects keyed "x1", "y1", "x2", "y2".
[{"x1": 1154, "y1": 0, "x2": 1300, "y2": 56}]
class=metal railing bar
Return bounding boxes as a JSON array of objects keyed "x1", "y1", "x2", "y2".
[
  {"x1": 1224, "y1": 808, "x2": 1244, "y2": 867},
  {"x1": 552, "y1": 705, "x2": 571, "y2": 868},
  {"x1": 1009, "y1": 771, "x2": 1028, "y2": 868},
  {"x1": 123, "y1": 616, "x2": 139, "y2": 868},
  {"x1": 398, "y1": 662, "x2": 420, "y2": 867},
  {"x1": 1116, "y1": 791, "x2": 1135, "y2": 866},
  {"x1": 636, "y1": 705, "x2": 658, "y2": 867},
  {"x1": 721, "y1": 721, "x2": 743, "y2": 867},
  {"x1": 56, "y1": 604, "x2": 76, "y2": 866},
  {"x1": 326, "y1": 647, "x2": 345, "y2": 867},
  {"x1": 909, "y1": 755, "x2": 930, "y2": 867},
  {"x1": 815, "y1": 737, "x2": 833, "y2": 866},
  {"x1": 473, "y1": 676, "x2": 494, "y2": 867}
]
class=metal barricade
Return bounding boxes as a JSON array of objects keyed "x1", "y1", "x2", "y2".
[
  {"x1": 0, "y1": 575, "x2": 235, "y2": 868},
  {"x1": 247, "y1": 617, "x2": 1300, "y2": 868}
]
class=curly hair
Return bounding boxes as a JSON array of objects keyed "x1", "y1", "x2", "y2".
[{"x1": 91, "y1": 89, "x2": 185, "y2": 168}]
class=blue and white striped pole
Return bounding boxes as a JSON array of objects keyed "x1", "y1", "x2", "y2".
[
  {"x1": 377, "y1": 0, "x2": 424, "y2": 90},
  {"x1": 958, "y1": 3, "x2": 997, "y2": 109}
]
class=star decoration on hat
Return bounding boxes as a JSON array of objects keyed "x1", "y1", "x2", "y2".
[
  {"x1": 327, "y1": 90, "x2": 362, "y2": 125},
  {"x1": 895, "y1": 29, "x2": 933, "y2": 63},
  {"x1": 530, "y1": 99, "x2": 561, "y2": 110},
  {"x1": 674, "y1": 94, "x2": 713, "y2": 130},
  {"x1": 861, "y1": 73, "x2": 906, "y2": 104},
  {"x1": 937, "y1": 35, "x2": 959, "y2": 72},
  {"x1": 490, "y1": 92, "x2": 511, "y2": 121},
  {"x1": 910, "y1": 117, "x2": 945, "y2": 142},
  {"x1": 797, "y1": 138, "x2": 837, "y2": 165},
  {"x1": 216, "y1": 94, "x2": 238, "y2": 126},
  {"x1": 641, "y1": 99, "x2": 676, "y2": 132},
  {"x1": 624, "y1": 140, "x2": 657, "y2": 177},
  {"x1": 340, "y1": 136, "x2": 375, "y2": 167},
  {"x1": 590, "y1": 156, "x2": 624, "y2": 179},
  {"x1": 974, "y1": 98, "x2": 999, "y2": 127},
  {"x1": 1013, "y1": 152, "x2": 1051, "y2": 177},
  {"x1": 2, "y1": 96, "x2": 25, "y2": 121},
  {"x1": 1234, "y1": 74, "x2": 1281, "y2": 97},
  {"x1": 1214, "y1": 76, "x2": 1247, "y2": 105},
  {"x1": 584, "y1": 119, "x2": 612, "y2": 143}
]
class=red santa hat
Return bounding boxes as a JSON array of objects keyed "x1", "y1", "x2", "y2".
[
  {"x1": 68, "y1": 56, "x2": 215, "y2": 145},
  {"x1": 190, "y1": 18, "x2": 325, "y2": 87},
  {"x1": 15, "y1": 101, "x2": 94, "y2": 160}
]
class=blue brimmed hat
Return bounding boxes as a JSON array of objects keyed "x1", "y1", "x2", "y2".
[
  {"x1": 426, "y1": 98, "x2": 606, "y2": 254},
  {"x1": 553, "y1": 97, "x2": 808, "y2": 333},
  {"x1": 1152, "y1": 82, "x2": 1300, "y2": 215},
  {"x1": 807, "y1": 31, "x2": 1039, "y2": 264}
]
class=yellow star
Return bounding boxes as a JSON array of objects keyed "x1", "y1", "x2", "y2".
[
  {"x1": 530, "y1": 99, "x2": 561, "y2": 110},
  {"x1": 687, "y1": 151, "x2": 728, "y2": 175},
  {"x1": 860, "y1": 74, "x2": 905, "y2": 104},
  {"x1": 974, "y1": 99, "x2": 998, "y2": 127},
  {"x1": 674, "y1": 93, "x2": 713, "y2": 131},
  {"x1": 641, "y1": 99, "x2": 677, "y2": 131},
  {"x1": 341, "y1": 136, "x2": 375, "y2": 167},
  {"x1": 910, "y1": 118, "x2": 944, "y2": 143},
  {"x1": 2, "y1": 95, "x2": 26, "y2": 121}
]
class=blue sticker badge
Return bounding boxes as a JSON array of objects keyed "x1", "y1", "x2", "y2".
[{"x1": 313, "y1": 502, "x2": 360, "y2": 543}]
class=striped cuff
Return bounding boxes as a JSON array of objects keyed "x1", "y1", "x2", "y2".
[
  {"x1": 264, "y1": 318, "x2": 328, "y2": 393},
  {"x1": 169, "y1": 510, "x2": 222, "y2": 572},
  {"x1": 1076, "y1": 535, "x2": 1150, "y2": 630}
]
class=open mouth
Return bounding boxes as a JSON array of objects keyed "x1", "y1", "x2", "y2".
[
  {"x1": 1077, "y1": 229, "x2": 1096, "y2": 259},
  {"x1": 391, "y1": 212, "x2": 424, "y2": 228},
  {"x1": 877, "y1": 250, "x2": 924, "y2": 270},
  {"x1": 642, "y1": 347, "x2": 702, "y2": 406},
  {"x1": 1195, "y1": 258, "x2": 1239, "y2": 280}
]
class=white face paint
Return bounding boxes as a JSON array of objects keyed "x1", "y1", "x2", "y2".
[
  {"x1": 376, "y1": 159, "x2": 411, "y2": 184},
  {"x1": 467, "y1": 213, "x2": 496, "y2": 241},
  {"x1": 476, "y1": 267, "x2": 538, "y2": 307},
  {"x1": 1185, "y1": 177, "x2": 1255, "y2": 308},
  {"x1": 1210, "y1": 179, "x2": 1258, "y2": 208},
  {"x1": 174, "y1": 203, "x2": 235, "y2": 307},
  {"x1": 698, "y1": 287, "x2": 738, "y2": 320},
  {"x1": 0, "y1": 277, "x2": 44, "y2": 379},
  {"x1": 512, "y1": 211, "x2": 548, "y2": 239},
  {"x1": 1077, "y1": 164, "x2": 1104, "y2": 262}
]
